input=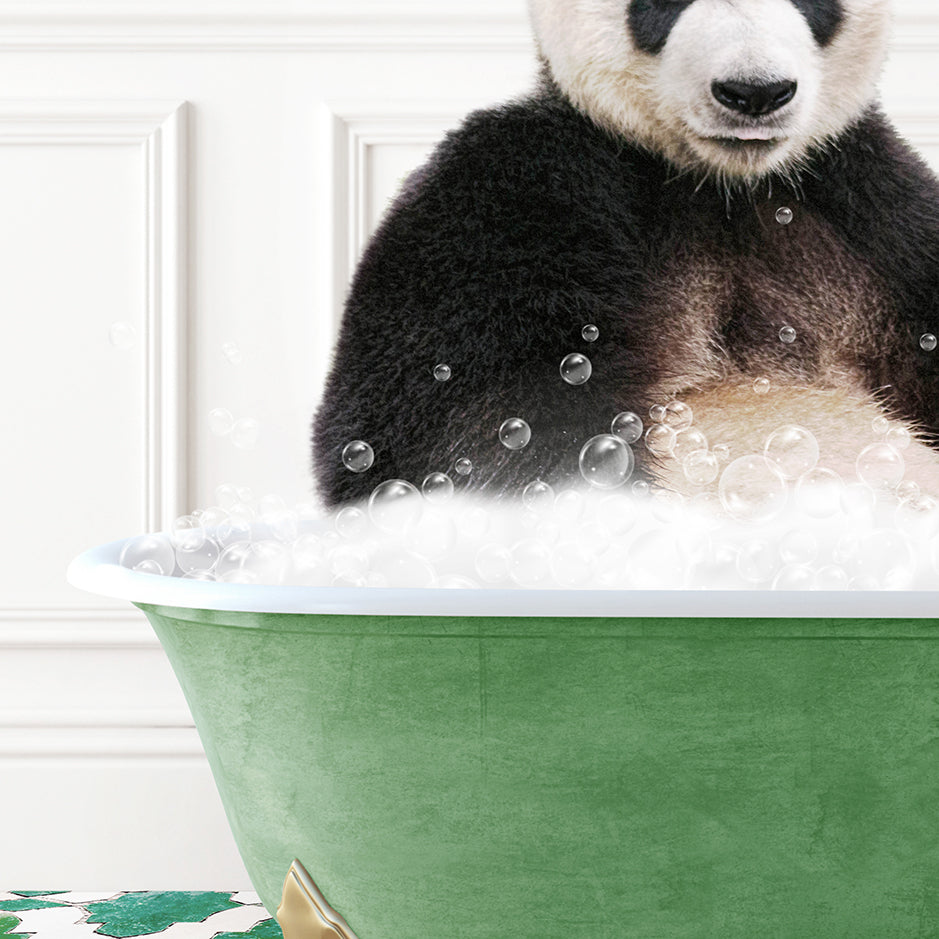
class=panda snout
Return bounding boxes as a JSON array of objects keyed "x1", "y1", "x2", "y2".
[{"x1": 711, "y1": 79, "x2": 798, "y2": 117}]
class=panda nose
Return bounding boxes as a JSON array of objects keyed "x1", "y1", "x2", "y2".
[{"x1": 711, "y1": 79, "x2": 798, "y2": 116}]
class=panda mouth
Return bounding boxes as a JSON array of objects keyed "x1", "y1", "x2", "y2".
[{"x1": 709, "y1": 136, "x2": 782, "y2": 151}]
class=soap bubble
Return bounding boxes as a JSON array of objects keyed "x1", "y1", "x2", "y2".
[
  {"x1": 215, "y1": 484, "x2": 239, "y2": 509},
  {"x1": 645, "y1": 424, "x2": 677, "y2": 457},
  {"x1": 231, "y1": 417, "x2": 260, "y2": 450},
  {"x1": 342, "y1": 440, "x2": 374, "y2": 473},
  {"x1": 719, "y1": 454, "x2": 788, "y2": 523},
  {"x1": 712, "y1": 443, "x2": 732, "y2": 464},
  {"x1": 217, "y1": 540, "x2": 289, "y2": 585},
  {"x1": 578, "y1": 434, "x2": 634, "y2": 489},
  {"x1": 499, "y1": 417, "x2": 532, "y2": 450},
  {"x1": 632, "y1": 479, "x2": 651, "y2": 497},
  {"x1": 764, "y1": 425, "x2": 819, "y2": 480},
  {"x1": 175, "y1": 536, "x2": 220, "y2": 575},
  {"x1": 753, "y1": 377, "x2": 771, "y2": 395},
  {"x1": 555, "y1": 489, "x2": 587, "y2": 523},
  {"x1": 582, "y1": 324, "x2": 599, "y2": 342},
  {"x1": 649, "y1": 404, "x2": 667, "y2": 423},
  {"x1": 330, "y1": 544, "x2": 370, "y2": 579},
  {"x1": 170, "y1": 515, "x2": 206, "y2": 551},
  {"x1": 683, "y1": 449, "x2": 719, "y2": 486},
  {"x1": 221, "y1": 340, "x2": 243, "y2": 365},
  {"x1": 433, "y1": 363, "x2": 452, "y2": 382},
  {"x1": 736, "y1": 539, "x2": 778, "y2": 584},
  {"x1": 779, "y1": 529, "x2": 818, "y2": 566},
  {"x1": 896, "y1": 480, "x2": 921, "y2": 503},
  {"x1": 895, "y1": 494, "x2": 939, "y2": 540},
  {"x1": 208, "y1": 408, "x2": 234, "y2": 437},
  {"x1": 849, "y1": 529, "x2": 915, "y2": 588},
  {"x1": 335, "y1": 506, "x2": 369, "y2": 539},
  {"x1": 672, "y1": 428, "x2": 708, "y2": 462},
  {"x1": 885, "y1": 426, "x2": 911, "y2": 451},
  {"x1": 871, "y1": 416, "x2": 889, "y2": 436},
  {"x1": 475, "y1": 543, "x2": 512, "y2": 583},
  {"x1": 108, "y1": 321, "x2": 136, "y2": 350},
  {"x1": 371, "y1": 550, "x2": 436, "y2": 588},
  {"x1": 663, "y1": 401, "x2": 693, "y2": 430},
  {"x1": 422, "y1": 472, "x2": 454, "y2": 503},
  {"x1": 455, "y1": 457, "x2": 473, "y2": 476},
  {"x1": 611, "y1": 411, "x2": 643, "y2": 444},
  {"x1": 560, "y1": 353, "x2": 592, "y2": 385},
  {"x1": 779, "y1": 326, "x2": 797, "y2": 344},
  {"x1": 509, "y1": 539, "x2": 552, "y2": 587},
  {"x1": 921, "y1": 333, "x2": 938, "y2": 352},
  {"x1": 856, "y1": 442, "x2": 904, "y2": 490},
  {"x1": 775, "y1": 206, "x2": 794, "y2": 225},
  {"x1": 814, "y1": 566, "x2": 849, "y2": 591},
  {"x1": 522, "y1": 479, "x2": 555, "y2": 511},
  {"x1": 120, "y1": 533, "x2": 175, "y2": 575},
  {"x1": 841, "y1": 481, "x2": 876, "y2": 519},
  {"x1": 368, "y1": 479, "x2": 423, "y2": 533},
  {"x1": 795, "y1": 467, "x2": 843, "y2": 518},
  {"x1": 773, "y1": 564, "x2": 814, "y2": 590}
]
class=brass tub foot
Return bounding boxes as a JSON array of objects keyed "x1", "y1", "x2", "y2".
[{"x1": 277, "y1": 859, "x2": 360, "y2": 939}]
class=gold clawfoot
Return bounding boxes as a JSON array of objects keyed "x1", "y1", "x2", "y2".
[{"x1": 276, "y1": 859, "x2": 360, "y2": 939}]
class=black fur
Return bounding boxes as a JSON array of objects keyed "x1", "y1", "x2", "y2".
[
  {"x1": 311, "y1": 81, "x2": 939, "y2": 508},
  {"x1": 627, "y1": 0, "x2": 843, "y2": 55}
]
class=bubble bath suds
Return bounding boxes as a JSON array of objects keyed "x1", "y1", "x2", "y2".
[{"x1": 121, "y1": 411, "x2": 939, "y2": 590}]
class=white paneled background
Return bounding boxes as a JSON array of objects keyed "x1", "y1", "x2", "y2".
[{"x1": 0, "y1": 0, "x2": 937, "y2": 890}]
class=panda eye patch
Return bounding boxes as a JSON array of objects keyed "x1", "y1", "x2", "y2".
[
  {"x1": 627, "y1": 0, "x2": 695, "y2": 56},
  {"x1": 787, "y1": 0, "x2": 843, "y2": 47}
]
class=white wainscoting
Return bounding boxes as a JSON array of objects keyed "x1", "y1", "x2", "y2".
[{"x1": 0, "y1": 0, "x2": 936, "y2": 892}]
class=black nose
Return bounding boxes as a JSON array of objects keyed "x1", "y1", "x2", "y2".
[{"x1": 711, "y1": 79, "x2": 798, "y2": 117}]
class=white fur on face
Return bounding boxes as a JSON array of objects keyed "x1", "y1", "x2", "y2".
[{"x1": 527, "y1": 0, "x2": 893, "y2": 180}]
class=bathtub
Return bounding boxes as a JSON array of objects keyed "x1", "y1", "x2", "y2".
[{"x1": 69, "y1": 535, "x2": 939, "y2": 938}]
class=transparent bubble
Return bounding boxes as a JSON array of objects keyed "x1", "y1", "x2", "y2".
[
  {"x1": 779, "y1": 529, "x2": 818, "y2": 566},
  {"x1": 885, "y1": 426, "x2": 911, "y2": 451},
  {"x1": 368, "y1": 479, "x2": 423, "y2": 534},
  {"x1": 522, "y1": 479, "x2": 555, "y2": 511},
  {"x1": 632, "y1": 479, "x2": 651, "y2": 497},
  {"x1": 215, "y1": 483, "x2": 240, "y2": 510},
  {"x1": 895, "y1": 494, "x2": 939, "y2": 540},
  {"x1": 371, "y1": 550, "x2": 436, "y2": 588},
  {"x1": 849, "y1": 529, "x2": 915, "y2": 588},
  {"x1": 683, "y1": 449, "x2": 720, "y2": 486},
  {"x1": 871, "y1": 416, "x2": 889, "y2": 436},
  {"x1": 335, "y1": 506, "x2": 369, "y2": 539},
  {"x1": 560, "y1": 352, "x2": 592, "y2": 386},
  {"x1": 779, "y1": 326, "x2": 797, "y2": 344},
  {"x1": 171, "y1": 515, "x2": 206, "y2": 552},
  {"x1": 649, "y1": 404, "x2": 667, "y2": 423},
  {"x1": 582, "y1": 324, "x2": 599, "y2": 342},
  {"x1": 221, "y1": 340, "x2": 244, "y2": 365},
  {"x1": 795, "y1": 467, "x2": 843, "y2": 518},
  {"x1": 455, "y1": 457, "x2": 473, "y2": 476},
  {"x1": 856, "y1": 442, "x2": 904, "y2": 490},
  {"x1": 611, "y1": 411, "x2": 643, "y2": 444},
  {"x1": 814, "y1": 565, "x2": 849, "y2": 591},
  {"x1": 753, "y1": 377, "x2": 771, "y2": 395},
  {"x1": 921, "y1": 333, "x2": 938, "y2": 352},
  {"x1": 712, "y1": 443, "x2": 732, "y2": 464},
  {"x1": 120, "y1": 534, "x2": 175, "y2": 576},
  {"x1": 773, "y1": 564, "x2": 814, "y2": 590},
  {"x1": 775, "y1": 206, "x2": 794, "y2": 225},
  {"x1": 291, "y1": 534, "x2": 325, "y2": 576},
  {"x1": 216, "y1": 540, "x2": 289, "y2": 585},
  {"x1": 555, "y1": 489, "x2": 587, "y2": 524},
  {"x1": 236, "y1": 486, "x2": 254, "y2": 506},
  {"x1": 422, "y1": 472, "x2": 454, "y2": 503},
  {"x1": 764, "y1": 425, "x2": 819, "y2": 480},
  {"x1": 509, "y1": 539, "x2": 552, "y2": 587},
  {"x1": 475, "y1": 543, "x2": 512, "y2": 583},
  {"x1": 645, "y1": 424, "x2": 677, "y2": 457},
  {"x1": 736, "y1": 539, "x2": 778, "y2": 585},
  {"x1": 718, "y1": 454, "x2": 788, "y2": 523},
  {"x1": 841, "y1": 481, "x2": 876, "y2": 519},
  {"x1": 231, "y1": 417, "x2": 260, "y2": 450},
  {"x1": 133, "y1": 559, "x2": 163, "y2": 575},
  {"x1": 181, "y1": 570, "x2": 216, "y2": 582},
  {"x1": 330, "y1": 544, "x2": 370, "y2": 580},
  {"x1": 499, "y1": 417, "x2": 532, "y2": 451},
  {"x1": 663, "y1": 401, "x2": 693, "y2": 431},
  {"x1": 550, "y1": 542, "x2": 593, "y2": 587},
  {"x1": 175, "y1": 536, "x2": 220, "y2": 575},
  {"x1": 433, "y1": 363, "x2": 452, "y2": 382},
  {"x1": 342, "y1": 440, "x2": 375, "y2": 473},
  {"x1": 579, "y1": 434, "x2": 634, "y2": 489},
  {"x1": 108, "y1": 321, "x2": 136, "y2": 350},
  {"x1": 672, "y1": 428, "x2": 708, "y2": 463},
  {"x1": 208, "y1": 408, "x2": 234, "y2": 437},
  {"x1": 196, "y1": 506, "x2": 228, "y2": 529},
  {"x1": 896, "y1": 480, "x2": 921, "y2": 503}
]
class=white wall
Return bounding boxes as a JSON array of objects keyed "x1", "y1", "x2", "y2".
[{"x1": 0, "y1": 0, "x2": 936, "y2": 891}]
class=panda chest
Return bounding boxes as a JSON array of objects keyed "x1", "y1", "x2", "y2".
[{"x1": 641, "y1": 204, "x2": 889, "y2": 393}]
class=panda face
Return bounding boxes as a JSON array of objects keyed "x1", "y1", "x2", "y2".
[{"x1": 528, "y1": 0, "x2": 892, "y2": 180}]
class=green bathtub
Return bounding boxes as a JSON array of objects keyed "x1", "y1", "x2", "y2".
[{"x1": 70, "y1": 539, "x2": 939, "y2": 937}]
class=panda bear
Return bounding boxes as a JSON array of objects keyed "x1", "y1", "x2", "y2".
[{"x1": 312, "y1": 0, "x2": 939, "y2": 509}]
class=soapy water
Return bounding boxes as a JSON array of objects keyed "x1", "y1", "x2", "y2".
[{"x1": 120, "y1": 413, "x2": 939, "y2": 590}]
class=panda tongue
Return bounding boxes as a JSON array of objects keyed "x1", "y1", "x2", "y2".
[{"x1": 733, "y1": 127, "x2": 777, "y2": 141}]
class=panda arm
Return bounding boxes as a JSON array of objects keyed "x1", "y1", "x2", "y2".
[
  {"x1": 311, "y1": 100, "x2": 654, "y2": 507},
  {"x1": 807, "y1": 108, "x2": 939, "y2": 440}
]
